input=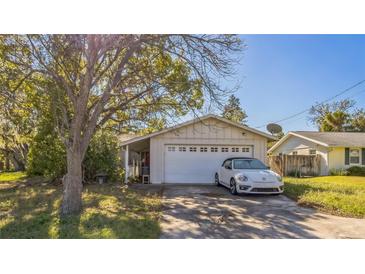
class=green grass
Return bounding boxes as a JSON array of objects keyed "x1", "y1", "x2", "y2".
[
  {"x1": 284, "y1": 176, "x2": 365, "y2": 218},
  {"x1": 0, "y1": 171, "x2": 27, "y2": 182},
  {"x1": 0, "y1": 173, "x2": 162, "y2": 238}
]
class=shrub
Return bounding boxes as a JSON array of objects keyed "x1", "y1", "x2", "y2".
[
  {"x1": 83, "y1": 130, "x2": 123, "y2": 182},
  {"x1": 287, "y1": 170, "x2": 301, "y2": 178},
  {"x1": 28, "y1": 120, "x2": 122, "y2": 182},
  {"x1": 27, "y1": 119, "x2": 66, "y2": 178},
  {"x1": 346, "y1": 166, "x2": 365, "y2": 176},
  {"x1": 329, "y1": 168, "x2": 349, "y2": 176}
]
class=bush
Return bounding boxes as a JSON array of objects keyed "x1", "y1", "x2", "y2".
[
  {"x1": 27, "y1": 120, "x2": 66, "y2": 178},
  {"x1": 286, "y1": 169, "x2": 318, "y2": 177},
  {"x1": 287, "y1": 170, "x2": 301, "y2": 178},
  {"x1": 83, "y1": 130, "x2": 123, "y2": 182},
  {"x1": 329, "y1": 168, "x2": 349, "y2": 176},
  {"x1": 346, "y1": 166, "x2": 365, "y2": 176},
  {"x1": 28, "y1": 120, "x2": 122, "y2": 182}
]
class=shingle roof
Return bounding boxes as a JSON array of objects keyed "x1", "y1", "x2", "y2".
[{"x1": 292, "y1": 131, "x2": 365, "y2": 147}]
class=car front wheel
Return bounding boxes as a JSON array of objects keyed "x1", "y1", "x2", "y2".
[{"x1": 230, "y1": 178, "x2": 237, "y2": 195}]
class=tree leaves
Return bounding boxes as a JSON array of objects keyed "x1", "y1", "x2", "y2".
[
  {"x1": 222, "y1": 94, "x2": 247, "y2": 124},
  {"x1": 309, "y1": 99, "x2": 365, "y2": 132}
]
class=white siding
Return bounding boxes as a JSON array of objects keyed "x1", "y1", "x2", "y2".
[
  {"x1": 270, "y1": 135, "x2": 329, "y2": 175},
  {"x1": 150, "y1": 117, "x2": 268, "y2": 184}
]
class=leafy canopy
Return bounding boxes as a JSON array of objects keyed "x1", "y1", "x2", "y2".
[
  {"x1": 309, "y1": 99, "x2": 365, "y2": 132},
  {"x1": 222, "y1": 94, "x2": 247, "y2": 124}
]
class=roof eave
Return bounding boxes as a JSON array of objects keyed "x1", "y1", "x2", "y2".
[
  {"x1": 268, "y1": 132, "x2": 330, "y2": 153},
  {"x1": 289, "y1": 132, "x2": 330, "y2": 147},
  {"x1": 120, "y1": 114, "x2": 276, "y2": 146}
]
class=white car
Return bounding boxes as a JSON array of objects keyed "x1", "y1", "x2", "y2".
[{"x1": 215, "y1": 157, "x2": 284, "y2": 195}]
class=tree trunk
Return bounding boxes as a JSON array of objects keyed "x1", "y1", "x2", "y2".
[
  {"x1": 4, "y1": 142, "x2": 10, "y2": 171},
  {"x1": 5, "y1": 154, "x2": 10, "y2": 171},
  {"x1": 9, "y1": 151, "x2": 25, "y2": 171},
  {"x1": 61, "y1": 148, "x2": 83, "y2": 215}
]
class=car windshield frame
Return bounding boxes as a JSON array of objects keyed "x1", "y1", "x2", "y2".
[{"x1": 233, "y1": 159, "x2": 268, "y2": 170}]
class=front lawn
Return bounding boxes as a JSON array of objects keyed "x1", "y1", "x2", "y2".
[
  {"x1": 284, "y1": 176, "x2": 365, "y2": 218},
  {"x1": 0, "y1": 172, "x2": 162, "y2": 238},
  {"x1": 0, "y1": 171, "x2": 27, "y2": 182}
]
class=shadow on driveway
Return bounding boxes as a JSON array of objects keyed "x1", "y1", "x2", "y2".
[{"x1": 157, "y1": 185, "x2": 365, "y2": 239}]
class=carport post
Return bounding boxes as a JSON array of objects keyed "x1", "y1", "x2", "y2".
[{"x1": 124, "y1": 145, "x2": 129, "y2": 184}]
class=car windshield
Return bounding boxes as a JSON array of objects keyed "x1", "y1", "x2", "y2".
[{"x1": 233, "y1": 159, "x2": 268, "y2": 169}]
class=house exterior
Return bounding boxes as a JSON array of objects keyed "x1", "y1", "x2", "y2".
[
  {"x1": 268, "y1": 131, "x2": 365, "y2": 175},
  {"x1": 120, "y1": 114, "x2": 276, "y2": 184}
]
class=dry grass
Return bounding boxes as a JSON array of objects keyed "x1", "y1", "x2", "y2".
[{"x1": 0, "y1": 172, "x2": 162, "y2": 238}]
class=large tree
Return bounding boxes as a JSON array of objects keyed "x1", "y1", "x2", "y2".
[
  {"x1": 0, "y1": 35, "x2": 242, "y2": 214},
  {"x1": 0, "y1": 51, "x2": 36, "y2": 171},
  {"x1": 350, "y1": 109, "x2": 365, "y2": 132},
  {"x1": 309, "y1": 99, "x2": 365, "y2": 132},
  {"x1": 309, "y1": 99, "x2": 354, "y2": 131},
  {"x1": 221, "y1": 94, "x2": 247, "y2": 124}
]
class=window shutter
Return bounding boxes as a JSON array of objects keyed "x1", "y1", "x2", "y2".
[
  {"x1": 362, "y1": 148, "x2": 365, "y2": 165},
  {"x1": 345, "y1": 148, "x2": 350, "y2": 165}
]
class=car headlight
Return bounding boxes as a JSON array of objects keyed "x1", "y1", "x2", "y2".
[
  {"x1": 276, "y1": 175, "x2": 282, "y2": 182},
  {"x1": 237, "y1": 175, "x2": 248, "y2": 182}
]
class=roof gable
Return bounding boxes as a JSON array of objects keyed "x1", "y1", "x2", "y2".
[{"x1": 121, "y1": 114, "x2": 276, "y2": 146}]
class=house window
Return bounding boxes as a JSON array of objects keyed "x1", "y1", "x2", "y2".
[
  {"x1": 179, "y1": 146, "x2": 186, "y2": 152},
  {"x1": 210, "y1": 147, "x2": 218, "y2": 152},
  {"x1": 200, "y1": 147, "x2": 208, "y2": 152},
  {"x1": 232, "y1": 147, "x2": 239, "y2": 152},
  {"x1": 309, "y1": 149, "x2": 316, "y2": 155},
  {"x1": 242, "y1": 147, "x2": 250, "y2": 153},
  {"x1": 167, "y1": 146, "x2": 176, "y2": 152},
  {"x1": 350, "y1": 149, "x2": 360, "y2": 164},
  {"x1": 292, "y1": 151, "x2": 298, "y2": 155},
  {"x1": 221, "y1": 147, "x2": 229, "y2": 152},
  {"x1": 189, "y1": 147, "x2": 197, "y2": 152}
]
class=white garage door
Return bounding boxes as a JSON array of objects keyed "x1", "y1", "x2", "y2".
[{"x1": 164, "y1": 145, "x2": 253, "y2": 184}]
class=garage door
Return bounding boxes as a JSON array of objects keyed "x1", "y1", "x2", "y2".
[{"x1": 164, "y1": 145, "x2": 253, "y2": 184}]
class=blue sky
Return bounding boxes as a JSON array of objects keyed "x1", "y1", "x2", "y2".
[{"x1": 228, "y1": 35, "x2": 365, "y2": 133}]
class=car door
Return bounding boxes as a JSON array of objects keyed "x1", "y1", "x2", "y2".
[
  {"x1": 221, "y1": 160, "x2": 232, "y2": 186},
  {"x1": 218, "y1": 161, "x2": 227, "y2": 185}
]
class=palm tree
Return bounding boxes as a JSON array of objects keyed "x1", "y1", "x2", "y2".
[{"x1": 320, "y1": 111, "x2": 350, "y2": 132}]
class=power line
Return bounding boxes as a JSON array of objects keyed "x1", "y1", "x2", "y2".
[
  {"x1": 266, "y1": 87, "x2": 365, "y2": 129},
  {"x1": 255, "y1": 79, "x2": 365, "y2": 128}
]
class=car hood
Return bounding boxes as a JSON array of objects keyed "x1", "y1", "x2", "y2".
[{"x1": 238, "y1": 169, "x2": 279, "y2": 183}]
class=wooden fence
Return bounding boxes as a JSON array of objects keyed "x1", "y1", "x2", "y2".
[{"x1": 268, "y1": 155, "x2": 321, "y2": 177}]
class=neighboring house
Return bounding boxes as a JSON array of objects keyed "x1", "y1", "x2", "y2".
[
  {"x1": 268, "y1": 131, "x2": 365, "y2": 175},
  {"x1": 120, "y1": 114, "x2": 276, "y2": 184}
]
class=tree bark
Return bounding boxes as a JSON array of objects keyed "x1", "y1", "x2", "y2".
[
  {"x1": 9, "y1": 147, "x2": 27, "y2": 171},
  {"x1": 61, "y1": 148, "x2": 83, "y2": 215},
  {"x1": 4, "y1": 142, "x2": 10, "y2": 171}
]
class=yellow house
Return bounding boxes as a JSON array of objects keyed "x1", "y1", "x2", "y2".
[{"x1": 268, "y1": 131, "x2": 365, "y2": 175}]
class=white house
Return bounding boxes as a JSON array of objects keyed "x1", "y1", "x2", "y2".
[
  {"x1": 268, "y1": 131, "x2": 365, "y2": 175},
  {"x1": 120, "y1": 114, "x2": 276, "y2": 184}
]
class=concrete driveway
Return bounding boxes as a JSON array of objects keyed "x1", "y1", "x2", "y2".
[{"x1": 160, "y1": 185, "x2": 365, "y2": 239}]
